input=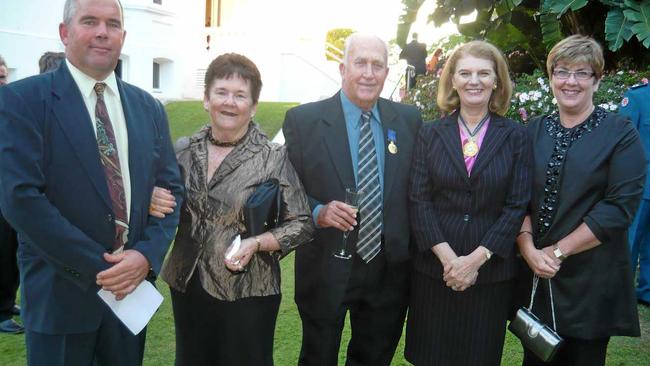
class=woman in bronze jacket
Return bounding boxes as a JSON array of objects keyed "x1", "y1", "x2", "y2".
[{"x1": 155, "y1": 53, "x2": 314, "y2": 366}]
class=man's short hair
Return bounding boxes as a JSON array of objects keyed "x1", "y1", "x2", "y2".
[
  {"x1": 39, "y1": 52, "x2": 66, "y2": 74},
  {"x1": 0, "y1": 55, "x2": 6, "y2": 68},
  {"x1": 342, "y1": 33, "x2": 388, "y2": 66},
  {"x1": 63, "y1": 0, "x2": 124, "y2": 25}
]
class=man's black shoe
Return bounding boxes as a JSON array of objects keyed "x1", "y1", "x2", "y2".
[
  {"x1": 639, "y1": 298, "x2": 650, "y2": 308},
  {"x1": 10, "y1": 305, "x2": 20, "y2": 316},
  {"x1": 0, "y1": 319, "x2": 24, "y2": 334}
]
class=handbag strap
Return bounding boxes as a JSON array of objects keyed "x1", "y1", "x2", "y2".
[{"x1": 528, "y1": 275, "x2": 558, "y2": 331}]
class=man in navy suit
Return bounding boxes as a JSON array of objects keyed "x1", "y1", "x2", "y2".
[
  {"x1": 0, "y1": 0, "x2": 182, "y2": 364},
  {"x1": 284, "y1": 33, "x2": 422, "y2": 365},
  {"x1": 621, "y1": 82, "x2": 650, "y2": 307},
  {"x1": 0, "y1": 54, "x2": 24, "y2": 335}
]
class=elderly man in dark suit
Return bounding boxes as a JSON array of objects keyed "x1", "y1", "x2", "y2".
[
  {"x1": 283, "y1": 33, "x2": 422, "y2": 366},
  {"x1": 0, "y1": 0, "x2": 182, "y2": 365}
]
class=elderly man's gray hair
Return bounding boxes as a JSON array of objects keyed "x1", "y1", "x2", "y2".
[{"x1": 63, "y1": 0, "x2": 124, "y2": 25}]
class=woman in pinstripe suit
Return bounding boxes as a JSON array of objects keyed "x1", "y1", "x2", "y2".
[{"x1": 406, "y1": 41, "x2": 531, "y2": 366}]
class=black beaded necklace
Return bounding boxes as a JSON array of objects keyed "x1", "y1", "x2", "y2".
[{"x1": 207, "y1": 125, "x2": 249, "y2": 147}]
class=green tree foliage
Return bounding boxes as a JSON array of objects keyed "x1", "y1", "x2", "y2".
[
  {"x1": 325, "y1": 28, "x2": 354, "y2": 62},
  {"x1": 398, "y1": 0, "x2": 650, "y2": 73}
]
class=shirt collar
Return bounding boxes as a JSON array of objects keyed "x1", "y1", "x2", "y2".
[
  {"x1": 66, "y1": 59, "x2": 119, "y2": 100},
  {"x1": 339, "y1": 90, "x2": 381, "y2": 127}
]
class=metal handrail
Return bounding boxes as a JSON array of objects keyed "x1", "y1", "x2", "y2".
[{"x1": 389, "y1": 65, "x2": 415, "y2": 101}]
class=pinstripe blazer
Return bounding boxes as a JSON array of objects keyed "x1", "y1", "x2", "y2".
[{"x1": 409, "y1": 111, "x2": 531, "y2": 284}]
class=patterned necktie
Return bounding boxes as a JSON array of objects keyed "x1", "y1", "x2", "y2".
[
  {"x1": 356, "y1": 111, "x2": 382, "y2": 262},
  {"x1": 94, "y1": 83, "x2": 128, "y2": 252}
]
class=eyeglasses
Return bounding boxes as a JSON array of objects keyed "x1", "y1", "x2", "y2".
[{"x1": 552, "y1": 69, "x2": 595, "y2": 80}]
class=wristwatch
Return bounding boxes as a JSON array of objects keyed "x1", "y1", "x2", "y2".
[
  {"x1": 553, "y1": 244, "x2": 567, "y2": 261},
  {"x1": 484, "y1": 247, "x2": 493, "y2": 261}
]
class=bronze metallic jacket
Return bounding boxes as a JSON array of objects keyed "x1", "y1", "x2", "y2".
[{"x1": 161, "y1": 123, "x2": 314, "y2": 301}]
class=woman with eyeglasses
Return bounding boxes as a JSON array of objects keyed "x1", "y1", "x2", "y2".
[
  {"x1": 407, "y1": 40, "x2": 531, "y2": 365},
  {"x1": 515, "y1": 35, "x2": 646, "y2": 365}
]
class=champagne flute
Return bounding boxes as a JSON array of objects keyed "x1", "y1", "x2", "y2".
[{"x1": 333, "y1": 188, "x2": 363, "y2": 259}]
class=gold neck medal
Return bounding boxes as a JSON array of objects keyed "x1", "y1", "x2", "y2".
[
  {"x1": 462, "y1": 138, "x2": 479, "y2": 157},
  {"x1": 459, "y1": 112, "x2": 490, "y2": 158}
]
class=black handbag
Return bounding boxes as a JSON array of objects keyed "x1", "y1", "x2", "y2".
[
  {"x1": 509, "y1": 275, "x2": 564, "y2": 362},
  {"x1": 243, "y1": 178, "x2": 281, "y2": 237}
]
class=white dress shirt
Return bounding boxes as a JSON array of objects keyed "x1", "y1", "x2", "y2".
[{"x1": 66, "y1": 60, "x2": 131, "y2": 220}]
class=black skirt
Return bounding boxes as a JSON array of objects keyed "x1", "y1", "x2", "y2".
[
  {"x1": 170, "y1": 272, "x2": 281, "y2": 366},
  {"x1": 405, "y1": 271, "x2": 513, "y2": 366}
]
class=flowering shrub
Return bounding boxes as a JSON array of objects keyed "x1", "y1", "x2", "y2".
[{"x1": 404, "y1": 68, "x2": 650, "y2": 123}]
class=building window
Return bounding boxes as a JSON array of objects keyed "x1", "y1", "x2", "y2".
[
  {"x1": 153, "y1": 0, "x2": 162, "y2": 4},
  {"x1": 205, "y1": 0, "x2": 222, "y2": 27},
  {"x1": 153, "y1": 62, "x2": 160, "y2": 89}
]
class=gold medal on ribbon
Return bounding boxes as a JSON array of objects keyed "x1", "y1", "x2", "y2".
[
  {"x1": 388, "y1": 141, "x2": 398, "y2": 154},
  {"x1": 463, "y1": 140, "x2": 479, "y2": 157}
]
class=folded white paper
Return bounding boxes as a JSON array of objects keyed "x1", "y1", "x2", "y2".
[
  {"x1": 98, "y1": 280, "x2": 163, "y2": 335},
  {"x1": 225, "y1": 234, "x2": 241, "y2": 262}
]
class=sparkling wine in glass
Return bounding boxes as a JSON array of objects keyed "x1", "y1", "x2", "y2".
[{"x1": 333, "y1": 188, "x2": 363, "y2": 259}]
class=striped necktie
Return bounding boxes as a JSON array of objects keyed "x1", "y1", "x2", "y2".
[
  {"x1": 356, "y1": 111, "x2": 382, "y2": 262},
  {"x1": 94, "y1": 82, "x2": 129, "y2": 252}
]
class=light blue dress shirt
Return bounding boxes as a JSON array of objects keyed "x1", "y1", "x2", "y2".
[{"x1": 312, "y1": 91, "x2": 385, "y2": 225}]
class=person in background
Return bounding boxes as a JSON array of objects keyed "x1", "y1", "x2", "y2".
[
  {"x1": 0, "y1": 56, "x2": 8, "y2": 86},
  {"x1": 39, "y1": 51, "x2": 66, "y2": 74},
  {"x1": 407, "y1": 40, "x2": 530, "y2": 366},
  {"x1": 426, "y1": 48, "x2": 443, "y2": 76},
  {"x1": 620, "y1": 81, "x2": 650, "y2": 307},
  {"x1": 0, "y1": 55, "x2": 24, "y2": 335},
  {"x1": 158, "y1": 53, "x2": 314, "y2": 366},
  {"x1": 515, "y1": 34, "x2": 645, "y2": 366},
  {"x1": 400, "y1": 32, "x2": 427, "y2": 89},
  {"x1": 283, "y1": 33, "x2": 422, "y2": 366},
  {"x1": 0, "y1": 0, "x2": 183, "y2": 364}
]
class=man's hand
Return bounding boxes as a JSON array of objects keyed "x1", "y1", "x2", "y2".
[
  {"x1": 149, "y1": 186, "x2": 176, "y2": 218},
  {"x1": 316, "y1": 200, "x2": 357, "y2": 232},
  {"x1": 96, "y1": 250, "x2": 150, "y2": 300}
]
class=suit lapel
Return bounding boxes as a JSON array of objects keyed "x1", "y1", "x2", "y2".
[
  {"x1": 470, "y1": 114, "x2": 511, "y2": 179},
  {"x1": 321, "y1": 94, "x2": 355, "y2": 190},
  {"x1": 438, "y1": 112, "x2": 471, "y2": 182},
  {"x1": 379, "y1": 99, "x2": 400, "y2": 199},
  {"x1": 51, "y1": 64, "x2": 112, "y2": 209}
]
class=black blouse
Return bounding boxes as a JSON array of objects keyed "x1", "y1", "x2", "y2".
[{"x1": 520, "y1": 107, "x2": 646, "y2": 338}]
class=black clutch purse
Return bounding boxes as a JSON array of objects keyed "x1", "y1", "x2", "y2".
[
  {"x1": 243, "y1": 178, "x2": 281, "y2": 237},
  {"x1": 509, "y1": 275, "x2": 564, "y2": 362}
]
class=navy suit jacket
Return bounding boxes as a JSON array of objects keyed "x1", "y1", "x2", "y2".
[
  {"x1": 283, "y1": 92, "x2": 422, "y2": 319},
  {"x1": 0, "y1": 63, "x2": 183, "y2": 334},
  {"x1": 409, "y1": 112, "x2": 531, "y2": 284},
  {"x1": 620, "y1": 83, "x2": 650, "y2": 199}
]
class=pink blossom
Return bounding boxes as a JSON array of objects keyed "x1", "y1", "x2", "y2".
[
  {"x1": 642, "y1": 78, "x2": 649, "y2": 85},
  {"x1": 518, "y1": 107, "x2": 528, "y2": 121}
]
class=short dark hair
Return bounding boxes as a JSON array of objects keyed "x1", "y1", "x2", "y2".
[
  {"x1": 204, "y1": 53, "x2": 262, "y2": 104},
  {"x1": 39, "y1": 52, "x2": 66, "y2": 74}
]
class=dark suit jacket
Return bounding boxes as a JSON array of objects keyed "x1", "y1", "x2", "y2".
[
  {"x1": 399, "y1": 40, "x2": 427, "y2": 75},
  {"x1": 409, "y1": 112, "x2": 531, "y2": 284},
  {"x1": 283, "y1": 92, "x2": 422, "y2": 319},
  {"x1": 0, "y1": 63, "x2": 183, "y2": 334}
]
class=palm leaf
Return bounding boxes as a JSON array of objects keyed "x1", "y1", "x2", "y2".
[
  {"x1": 605, "y1": 8, "x2": 634, "y2": 51},
  {"x1": 540, "y1": 12, "x2": 564, "y2": 50},
  {"x1": 545, "y1": 0, "x2": 589, "y2": 17},
  {"x1": 623, "y1": 2, "x2": 650, "y2": 48}
]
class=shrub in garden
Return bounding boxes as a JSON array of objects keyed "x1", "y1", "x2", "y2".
[{"x1": 404, "y1": 68, "x2": 650, "y2": 123}]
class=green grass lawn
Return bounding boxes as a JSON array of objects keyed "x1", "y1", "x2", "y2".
[{"x1": 1, "y1": 101, "x2": 649, "y2": 365}]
